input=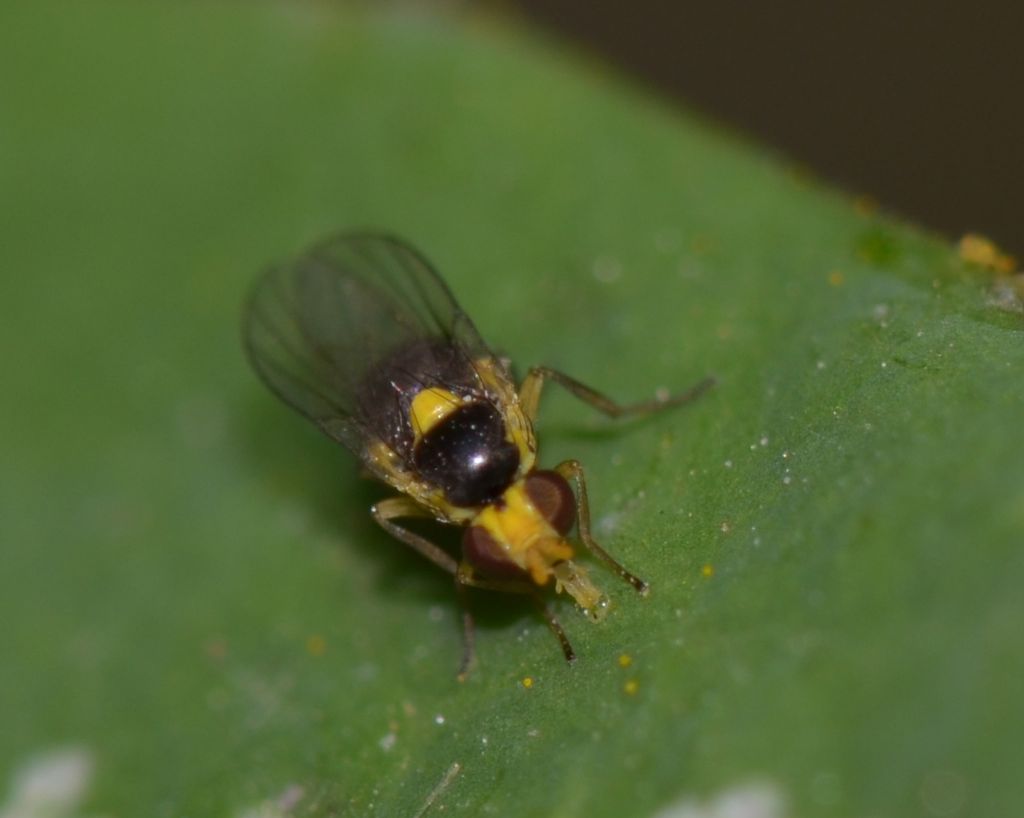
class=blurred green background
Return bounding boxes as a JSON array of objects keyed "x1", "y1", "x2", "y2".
[{"x1": 1, "y1": 2, "x2": 1022, "y2": 817}]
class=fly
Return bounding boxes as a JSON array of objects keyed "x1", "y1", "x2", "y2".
[{"x1": 242, "y1": 231, "x2": 714, "y2": 676}]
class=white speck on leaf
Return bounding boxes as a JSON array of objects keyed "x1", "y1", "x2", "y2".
[
  {"x1": 592, "y1": 255, "x2": 622, "y2": 283},
  {"x1": 0, "y1": 747, "x2": 94, "y2": 818},
  {"x1": 237, "y1": 784, "x2": 305, "y2": 818},
  {"x1": 651, "y1": 779, "x2": 788, "y2": 818}
]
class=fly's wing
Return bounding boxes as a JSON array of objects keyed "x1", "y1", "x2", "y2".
[{"x1": 242, "y1": 231, "x2": 500, "y2": 457}]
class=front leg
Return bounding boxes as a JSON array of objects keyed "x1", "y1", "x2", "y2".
[
  {"x1": 371, "y1": 496, "x2": 458, "y2": 574},
  {"x1": 554, "y1": 459, "x2": 649, "y2": 595},
  {"x1": 374, "y1": 498, "x2": 481, "y2": 678}
]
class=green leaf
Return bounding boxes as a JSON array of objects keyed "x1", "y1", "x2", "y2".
[{"x1": 2, "y1": 2, "x2": 1021, "y2": 816}]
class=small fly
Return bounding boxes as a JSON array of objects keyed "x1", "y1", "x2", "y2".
[{"x1": 243, "y1": 231, "x2": 713, "y2": 676}]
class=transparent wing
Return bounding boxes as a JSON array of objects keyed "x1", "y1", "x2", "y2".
[{"x1": 242, "y1": 231, "x2": 494, "y2": 455}]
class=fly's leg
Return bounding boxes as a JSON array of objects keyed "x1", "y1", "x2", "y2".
[
  {"x1": 516, "y1": 368, "x2": 711, "y2": 609},
  {"x1": 456, "y1": 563, "x2": 577, "y2": 667},
  {"x1": 533, "y1": 595, "x2": 576, "y2": 663},
  {"x1": 373, "y1": 498, "x2": 578, "y2": 672},
  {"x1": 453, "y1": 564, "x2": 538, "y2": 680},
  {"x1": 518, "y1": 366, "x2": 715, "y2": 424},
  {"x1": 371, "y1": 496, "x2": 458, "y2": 575},
  {"x1": 373, "y1": 497, "x2": 476, "y2": 677},
  {"x1": 555, "y1": 459, "x2": 650, "y2": 595},
  {"x1": 453, "y1": 580, "x2": 476, "y2": 682},
  {"x1": 455, "y1": 562, "x2": 537, "y2": 594}
]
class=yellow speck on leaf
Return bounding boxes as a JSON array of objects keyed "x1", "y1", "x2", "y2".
[
  {"x1": 701, "y1": 563, "x2": 715, "y2": 579},
  {"x1": 306, "y1": 634, "x2": 327, "y2": 657},
  {"x1": 618, "y1": 653, "x2": 633, "y2": 669},
  {"x1": 690, "y1": 235, "x2": 715, "y2": 255},
  {"x1": 623, "y1": 679, "x2": 639, "y2": 696},
  {"x1": 204, "y1": 638, "x2": 227, "y2": 660},
  {"x1": 521, "y1": 676, "x2": 534, "y2": 689},
  {"x1": 828, "y1": 270, "x2": 845, "y2": 287}
]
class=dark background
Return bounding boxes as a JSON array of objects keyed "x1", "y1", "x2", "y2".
[{"x1": 512, "y1": 0, "x2": 1023, "y2": 256}]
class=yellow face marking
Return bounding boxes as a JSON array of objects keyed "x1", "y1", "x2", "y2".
[
  {"x1": 473, "y1": 480, "x2": 610, "y2": 617},
  {"x1": 474, "y1": 481, "x2": 571, "y2": 579},
  {"x1": 409, "y1": 387, "x2": 463, "y2": 441}
]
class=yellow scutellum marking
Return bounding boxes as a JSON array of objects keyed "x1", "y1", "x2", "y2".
[
  {"x1": 617, "y1": 653, "x2": 633, "y2": 668},
  {"x1": 623, "y1": 679, "x2": 639, "y2": 696},
  {"x1": 409, "y1": 387, "x2": 463, "y2": 440},
  {"x1": 828, "y1": 270, "x2": 845, "y2": 287},
  {"x1": 306, "y1": 634, "x2": 327, "y2": 657},
  {"x1": 521, "y1": 676, "x2": 534, "y2": 689},
  {"x1": 701, "y1": 563, "x2": 715, "y2": 579},
  {"x1": 958, "y1": 233, "x2": 1018, "y2": 275}
]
